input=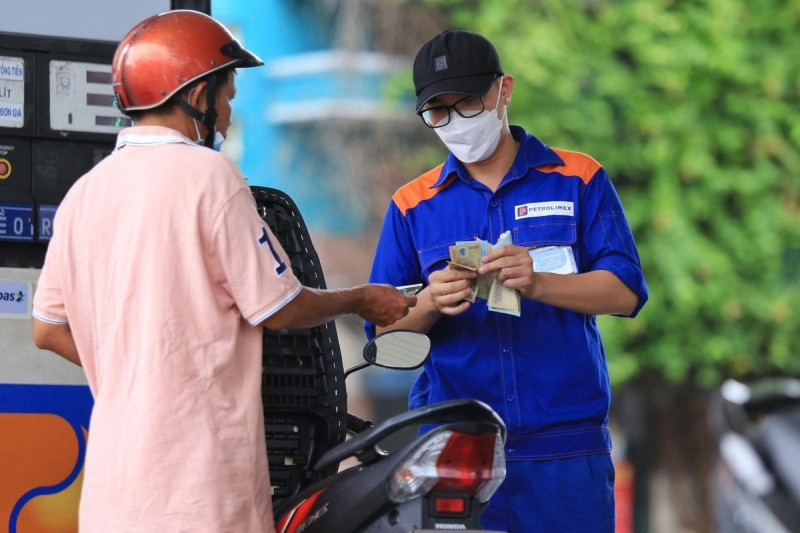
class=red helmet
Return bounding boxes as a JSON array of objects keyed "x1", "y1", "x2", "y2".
[{"x1": 112, "y1": 10, "x2": 263, "y2": 112}]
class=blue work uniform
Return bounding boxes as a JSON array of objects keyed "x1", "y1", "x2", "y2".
[{"x1": 366, "y1": 126, "x2": 648, "y2": 532}]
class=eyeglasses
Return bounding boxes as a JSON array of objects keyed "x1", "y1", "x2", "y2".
[{"x1": 418, "y1": 94, "x2": 486, "y2": 129}]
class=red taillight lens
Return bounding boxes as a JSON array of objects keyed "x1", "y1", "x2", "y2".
[
  {"x1": 388, "y1": 429, "x2": 506, "y2": 504},
  {"x1": 433, "y1": 432, "x2": 497, "y2": 494}
]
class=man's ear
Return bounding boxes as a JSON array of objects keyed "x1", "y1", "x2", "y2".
[
  {"x1": 501, "y1": 74, "x2": 514, "y2": 104},
  {"x1": 186, "y1": 81, "x2": 208, "y2": 112}
]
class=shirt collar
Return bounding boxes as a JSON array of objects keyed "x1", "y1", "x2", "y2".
[
  {"x1": 114, "y1": 125, "x2": 197, "y2": 151},
  {"x1": 429, "y1": 125, "x2": 565, "y2": 188}
]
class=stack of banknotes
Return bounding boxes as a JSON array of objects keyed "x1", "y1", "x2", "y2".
[{"x1": 448, "y1": 230, "x2": 521, "y2": 316}]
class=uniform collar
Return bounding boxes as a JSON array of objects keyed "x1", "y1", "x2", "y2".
[
  {"x1": 114, "y1": 125, "x2": 197, "y2": 151},
  {"x1": 430, "y1": 125, "x2": 565, "y2": 188}
]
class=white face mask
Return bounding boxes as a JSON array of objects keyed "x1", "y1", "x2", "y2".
[
  {"x1": 192, "y1": 119, "x2": 225, "y2": 152},
  {"x1": 434, "y1": 81, "x2": 505, "y2": 163}
]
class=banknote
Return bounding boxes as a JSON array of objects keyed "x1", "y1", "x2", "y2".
[
  {"x1": 396, "y1": 283, "x2": 423, "y2": 296},
  {"x1": 488, "y1": 276, "x2": 521, "y2": 316},
  {"x1": 447, "y1": 261, "x2": 477, "y2": 271},
  {"x1": 455, "y1": 239, "x2": 494, "y2": 300},
  {"x1": 448, "y1": 242, "x2": 482, "y2": 302},
  {"x1": 475, "y1": 272, "x2": 493, "y2": 301},
  {"x1": 486, "y1": 231, "x2": 520, "y2": 316},
  {"x1": 449, "y1": 242, "x2": 482, "y2": 270},
  {"x1": 447, "y1": 232, "x2": 520, "y2": 315},
  {"x1": 493, "y1": 230, "x2": 513, "y2": 249}
]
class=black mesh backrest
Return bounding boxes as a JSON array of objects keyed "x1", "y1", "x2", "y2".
[{"x1": 251, "y1": 186, "x2": 348, "y2": 505}]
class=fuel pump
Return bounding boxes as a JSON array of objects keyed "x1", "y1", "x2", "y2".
[{"x1": 0, "y1": 2, "x2": 208, "y2": 531}]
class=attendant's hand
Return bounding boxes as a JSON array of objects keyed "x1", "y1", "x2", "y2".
[
  {"x1": 478, "y1": 245, "x2": 537, "y2": 299},
  {"x1": 427, "y1": 265, "x2": 477, "y2": 316}
]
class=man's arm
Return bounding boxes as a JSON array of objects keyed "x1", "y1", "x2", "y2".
[
  {"x1": 526, "y1": 270, "x2": 638, "y2": 316},
  {"x1": 375, "y1": 264, "x2": 478, "y2": 335},
  {"x1": 479, "y1": 245, "x2": 639, "y2": 316},
  {"x1": 263, "y1": 284, "x2": 416, "y2": 331},
  {"x1": 32, "y1": 319, "x2": 82, "y2": 367}
]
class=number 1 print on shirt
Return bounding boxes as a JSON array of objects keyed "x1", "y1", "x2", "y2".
[{"x1": 258, "y1": 227, "x2": 288, "y2": 275}]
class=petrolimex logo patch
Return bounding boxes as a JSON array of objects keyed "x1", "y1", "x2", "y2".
[{"x1": 515, "y1": 201, "x2": 574, "y2": 220}]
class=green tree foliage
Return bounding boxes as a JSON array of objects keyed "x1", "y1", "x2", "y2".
[{"x1": 426, "y1": 0, "x2": 800, "y2": 388}]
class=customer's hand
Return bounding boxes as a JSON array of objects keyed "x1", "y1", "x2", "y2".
[{"x1": 358, "y1": 285, "x2": 417, "y2": 327}]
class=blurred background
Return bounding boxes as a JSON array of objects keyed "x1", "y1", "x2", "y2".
[
  {"x1": 211, "y1": 1, "x2": 800, "y2": 531},
  {"x1": 1, "y1": 0, "x2": 797, "y2": 531}
]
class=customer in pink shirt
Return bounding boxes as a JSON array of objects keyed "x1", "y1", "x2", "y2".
[{"x1": 31, "y1": 10, "x2": 415, "y2": 533}]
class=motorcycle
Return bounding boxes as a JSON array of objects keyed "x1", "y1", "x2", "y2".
[
  {"x1": 251, "y1": 186, "x2": 507, "y2": 532},
  {"x1": 273, "y1": 329, "x2": 508, "y2": 533},
  {"x1": 709, "y1": 376, "x2": 800, "y2": 533}
]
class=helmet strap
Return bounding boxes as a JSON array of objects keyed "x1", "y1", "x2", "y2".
[
  {"x1": 177, "y1": 75, "x2": 219, "y2": 148},
  {"x1": 201, "y1": 74, "x2": 219, "y2": 148}
]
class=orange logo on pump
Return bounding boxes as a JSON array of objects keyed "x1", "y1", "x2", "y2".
[
  {"x1": 0, "y1": 158, "x2": 11, "y2": 179},
  {"x1": 0, "y1": 384, "x2": 93, "y2": 533}
]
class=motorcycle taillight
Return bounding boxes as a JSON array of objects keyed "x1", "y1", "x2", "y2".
[{"x1": 388, "y1": 429, "x2": 506, "y2": 504}]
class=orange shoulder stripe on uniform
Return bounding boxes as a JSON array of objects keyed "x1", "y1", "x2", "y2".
[
  {"x1": 537, "y1": 147, "x2": 602, "y2": 185},
  {"x1": 393, "y1": 163, "x2": 454, "y2": 216}
]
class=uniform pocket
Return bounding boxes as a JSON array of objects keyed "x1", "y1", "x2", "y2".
[
  {"x1": 418, "y1": 243, "x2": 455, "y2": 279},
  {"x1": 513, "y1": 220, "x2": 579, "y2": 272},
  {"x1": 513, "y1": 220, "x2": 577, "y2": 248}
]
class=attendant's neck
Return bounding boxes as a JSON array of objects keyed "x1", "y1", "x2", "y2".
[{"x1": 462, "y1": 128, "x2": 519, "y2": 192}]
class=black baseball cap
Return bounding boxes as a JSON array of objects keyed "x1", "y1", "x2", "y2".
[{"x1": 413, "y1": 30, "x2": 504, "y2": 112}]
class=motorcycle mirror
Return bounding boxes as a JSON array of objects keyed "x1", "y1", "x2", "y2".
[{"x1": 363, "y1": 330, "x2": 431, "y2": 370}]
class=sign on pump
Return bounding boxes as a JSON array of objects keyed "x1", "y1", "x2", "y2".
[{"x1": 0, "y1": 56, "x2": 24, "y2": 129}]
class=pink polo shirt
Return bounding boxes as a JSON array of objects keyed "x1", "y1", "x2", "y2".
[{"x1": 33, "y1": 126, "x2": 301, "y2": 532}]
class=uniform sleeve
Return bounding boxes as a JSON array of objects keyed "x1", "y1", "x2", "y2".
[
  {"x1": 210, "y1": 188, "x2": 302, "y2": 326},
  {"x1": 364, "y1": 200, "x2": 421, "y2": 338},
  {"x1": 32, "y1": 209, "x2": 69, "y2": 325},
  {"x1": 580, "y1": 168, "x2": 649, "y2": 317}
]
